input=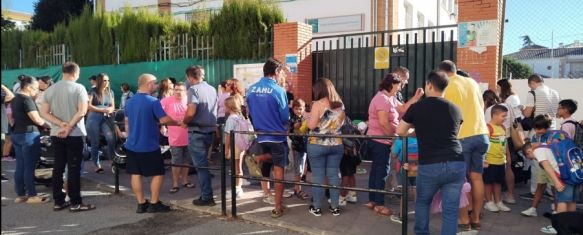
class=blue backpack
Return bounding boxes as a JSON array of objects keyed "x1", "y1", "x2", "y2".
[{"x1": 548, "y1": 136, "x2": 583, "y2": 185}]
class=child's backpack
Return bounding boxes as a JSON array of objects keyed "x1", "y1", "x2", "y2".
[
  {"x1": 547, "y1": 137, "x2": 583, "y2": 185},
  {"x1": 340, "y1": 116, "x2": 363, "y2": 163},
  {"x1": 563, "y1": 120, "x2": 583, "y2": 148},
  {"x1": 234, "y1": 116, "x2": 256, "y2": 151}
]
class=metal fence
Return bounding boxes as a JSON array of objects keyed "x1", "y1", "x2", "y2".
[{"x1": 312, "y1": 25, "x2": 458, "y2": 120}]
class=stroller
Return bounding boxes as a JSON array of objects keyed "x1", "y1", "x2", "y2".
[
  {"x1": 110, "y1": 109, "x2": 127, "y2": 174},
  {"x1": 34, "y1": 134, "x2": 54, "y2": 187}
]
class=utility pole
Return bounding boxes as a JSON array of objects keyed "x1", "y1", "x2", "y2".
[{"x1": 551, "y1": 30, "x2": 554, "y2": 78}]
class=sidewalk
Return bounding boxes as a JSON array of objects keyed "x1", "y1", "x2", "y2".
[{"x1": 84, "y1": 158, "x2": 554, "y2": 235}]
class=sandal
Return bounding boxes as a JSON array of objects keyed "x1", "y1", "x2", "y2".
[
  {"x1": 54, "y1": 202, "x2": 70, "y2": 211},
  {"x1": 283, "y1": 191, "x2": 293, "y2": 198},
  {"x1": 364, "y1": 202, "x2": 376, "y2": 210},
  {"x1": 470, "y1": 222, "x2": 481, "y2": 230},
  {"x1": 169, "y1": 187, "x2": 180, "y2": 194},
  {"x1": 271, "y1": 208, "x2": 284, "y2": 218},
  {"x1": 294, "y1": 190, "x2": 309, "y2": 200},
  {"x1": 14, "y1": 196, "x2": 28, "y2": 203},
  {"x1": 69, "y1": 203, "x2": 96, "y2": 212},
  {"x1": 374, "y1": 206, "x2": 394, "y2": 217},
  {"x1": 183, "y1": 182, "x2": 195, "y2": 188},
  {"x1": 26, "y1": 195, "x2": 51, "y2": 204},
  {"x1": 458, "y1": 223, "x2": 471, "y2": 232}
]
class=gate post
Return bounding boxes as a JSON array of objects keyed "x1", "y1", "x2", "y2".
[
  {"x1": 456, "y1": 0, "x2": 504, "y2": 89},
  {"x1": 273, "y1": 22, "x2": 313, "y2": 103}
]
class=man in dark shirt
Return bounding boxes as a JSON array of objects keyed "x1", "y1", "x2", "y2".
[{"x1": 396, "y1": 71, "x2": 465, "y2": 235}]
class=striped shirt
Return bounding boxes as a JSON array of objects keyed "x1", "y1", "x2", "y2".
[{"x1": 525, "y1": 84, "x2": 560, "y2": 118}]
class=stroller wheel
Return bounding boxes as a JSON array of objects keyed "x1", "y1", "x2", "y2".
[{"x1": 112, "y1": 165, "x2": 117, "y2": 174}]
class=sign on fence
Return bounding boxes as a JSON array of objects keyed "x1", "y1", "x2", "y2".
[{"x1": 374, "y1": 47, "x2": 390, "y2": 69}]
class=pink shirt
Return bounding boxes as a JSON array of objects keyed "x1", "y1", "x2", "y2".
[
  {"x1": 367, "y1": 91, "x2": 399, "y2": 145},
  {"x1": 217, "y1": 93, "x2": 230, "y2": 118},
  {"x1": 160, "y1": 96, "x2": 188, "y2": 146},
  {"x1": 561, "y1": 117, "x2": 577, "y2": 139}
]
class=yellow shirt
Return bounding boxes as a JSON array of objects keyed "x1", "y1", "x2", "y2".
[
  {"x1": 444, "y1": 74, "x2": 489, "y2": 139},
  {"x1": 485, "y1": 124, "x2": 507, "y2": 165}
]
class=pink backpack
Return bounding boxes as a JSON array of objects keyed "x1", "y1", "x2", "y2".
[{"x1": 233, "y1": 116, "x2": 255, "y2": 151}]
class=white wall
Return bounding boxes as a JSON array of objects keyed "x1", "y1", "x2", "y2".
[
  {"x1": 519, "y1": 58, "x2": 562, "y2": 78},
  {"x1": 509, "y1": 79, "x2": 583, "y2": 121},
  {"x1": 396, "y1": 0, "x2": 456, "y2": 29},
  {"x1": 105, "y1": 0, "x2": 159, "y2": 13}
]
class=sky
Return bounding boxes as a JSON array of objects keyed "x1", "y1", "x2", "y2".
[{"x1": 2, "y1": 0, "x2": 582, "y2": 55}]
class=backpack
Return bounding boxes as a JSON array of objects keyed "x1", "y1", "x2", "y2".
[
  {"x1": 340, "y1": 116, "x2": 363, "y2": 164},
  {"x1": 563, "y1": 120, "x2": 583, "y2": 148},
  {"x1": 233, "y1": 116, "x2": 256, "y2": 151},
  {"x1": 548, "y1": 137, "x2": 583, "y2": 185}
]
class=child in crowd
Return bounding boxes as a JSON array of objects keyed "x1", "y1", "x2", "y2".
[
  {"x1": 389, "y1": 136, "x2": 418, "y2": 224},
  {"x1": 289, "y1": 99, "x2": 309, "y2": 200},
  {"x1": 224, "y1": 96, "x2": 247, "y2": 197},
  {"x1": 557, "y1": 99, "x2": 578, "y2": 139},
  {"x1": 483, "y1": 105, "x2": 512, "y2": 212}
]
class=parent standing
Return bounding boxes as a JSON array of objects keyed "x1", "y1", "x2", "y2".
[
  {"x1": 397, "y1": 71, "x2": 465, "y2": 235},
  {"x1": 365, "y1": 73, "x2": 402, "y2": 216},
  {"x1": 439, "y1": 60, "x2": 489, "y2": 230},
  {"x1": 86, "y1": 73, "x2": 115, "y2": 173}
]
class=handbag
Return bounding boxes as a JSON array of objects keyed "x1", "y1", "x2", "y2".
[
  {"x1": 509, "y1": 122, "x2": 525, "y2": 150},
  {"x1": 520, "y1": 91, "x2": 536, "y2": 131}
]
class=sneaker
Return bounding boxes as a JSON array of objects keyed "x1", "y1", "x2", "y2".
[
  {"x1": 484, "y1": 201, "x2": 500, "y2": 212},
  {"x1": 496, "y1": 202, "x2": 511, "y2": 212},
  {"x1": 339, "y1": 196, "x2": 347, "y2": 206},
  {"x1": 504, "y1": 195, "x2": 516, "y2": 205},
  {"x1": 1, "y1": 175, "x2": 8, "y2": 182},
  {"x1": 136, "y1": 200, "x2": 149, "y2": 213},
  {"x1": 346, "y1": 192, "x2": 358, "y2": 203},
  {"x1": 309, "y1": 205, "x2": 322, "y2": 217},
  {"x1": 329, "y1": 206, "x2": 341, "y2": 216},
  {"x1": 390, "y1": 215, "x2": 402, "y2": 224},
  {"x1": 519, "y1": 193, "x2": 534, "y2": 200},
  {"x1": 263, "y1": 195, "x2": 275, "y2": 205},
  {"x1": 356, "y1": 168, "x2": 367, "y2": 174},
  {"x1": 2, "y1": 156, "x2": 15, "y2": 161},
  {"x1": 521, "y1": 207, "x2": 537, "y2": 217},
  {"x1": 235, "y1": 188, "x2": 245, "y2": 198},
  {"x1": 540, "y1": 225, "x2": 557, "y2": 234},
  {"x1": 69, "y1": 203, "x2": 96, "y2": 212},
  {"x1": 147, "y1": 201, "x2": 171, "y2": 213},
  {"x1": 192, "y1": 197, "x2": 216, "y2": 206}
]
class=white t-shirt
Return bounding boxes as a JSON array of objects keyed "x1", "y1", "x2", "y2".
[{"x1": 534, "y1": 147, "x2": 559, "y2": 175}]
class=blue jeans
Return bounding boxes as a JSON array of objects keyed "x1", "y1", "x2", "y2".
[
  {"x1": 415, "y1": 161, "x2": 466, "y2": 235},
  {"x1": 189, "y1": 132, "x2": 214, "y2": 200},
  {"x1": 460, "y1": 134, "x2": 489, "y2": 174},
  {"x1": 86, "y1": 112, "x2": 115, "y2": 168},
  {"x1": 307, "y1": 144, "x2": 343, "y2": 208},
  {"x1": 367, "y1": 140, "x2": 391, "y2": 205},
  {"x1": 12, "y1": 132, "x2": 41, "y2": 197}
]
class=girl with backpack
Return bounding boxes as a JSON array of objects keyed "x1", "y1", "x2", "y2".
[{"x1": 224, "y1": 96, "x2": 253, "y2": 197}]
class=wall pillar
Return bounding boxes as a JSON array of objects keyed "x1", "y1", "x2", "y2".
[
  {"x1": 273, "y1": 22, "x2": 313, "y2": 103},
  {"x1": 457, "y1": 0, "x2": 504, "y2": 89}
]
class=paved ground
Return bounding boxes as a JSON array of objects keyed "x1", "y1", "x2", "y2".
[{"x1": 67, "y1": 156, "x2": 561, "y2": 235}]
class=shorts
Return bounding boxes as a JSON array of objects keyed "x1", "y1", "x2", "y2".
[
  {"x1": 536, "y1": 166, "x2": 554, "y2": 186},
  {"x1": 259, "y1": 142, "x2": 288, "y2": 167},
  {"x1": 292, "y1": 150, "x2": 307, "y2": 176},
  {"x1": 460, "y1": 134, "x2": 489, "y2": 174},
  {"x1": 407, "y1": 177, "x2": 417, "y2": 187},
  {"x1": 262, "y1": 161, "x2": 273, "y2": 177},
  {"x1": 170, "y1": 146, "x2": 190, "y2": 165},
  {"x1": 126, "y1": 149, "x2": 165, "y2": 177},
  {"x1": 483, "y1": 164, "x2": 506, "y2": 184},
  {"x1": 340, "y1": 154, "x2": 359, "y2": 177},
  {"x1": 217, "y1": 117, "x2": 227, "y2": 125},
  {"x1": 555, "y1": 184, "x2": 582, "y2": 203}
]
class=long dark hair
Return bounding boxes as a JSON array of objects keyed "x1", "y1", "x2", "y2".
[
  {"x1": 95, "y1": 73, "x2": 112, "y2": 102},
  {"x1": 497, "y1": 78, "x2": 514, "y2": 102},
  {"x1": 313, "y1": 78, "x2": 343, "y2": 109},
  {"x1": 483, "y1": 89, "x2": 500, "y2": 109}
]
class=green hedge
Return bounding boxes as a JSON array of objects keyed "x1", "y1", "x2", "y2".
[{"x1": 1, "y1": 0, "x2": 283, "y2": 69}]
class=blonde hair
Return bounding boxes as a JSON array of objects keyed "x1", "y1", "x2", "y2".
[{"x1": 225, "y1": 96, "x2": 242, "y2": 114}]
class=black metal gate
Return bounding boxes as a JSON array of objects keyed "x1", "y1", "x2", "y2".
[{"x1": 312, "y1": 25, "x2": 458, "y2": 120}]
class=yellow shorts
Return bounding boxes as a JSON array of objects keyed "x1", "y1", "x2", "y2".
[{"x1": 536, "y1": 167, "x2": 554, "y2": 186}]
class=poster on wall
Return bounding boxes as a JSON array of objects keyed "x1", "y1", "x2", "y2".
[
  {"x1": 458, "y1": 20, "x2": 498, "y2": 48},
  {"x1": 285, "y1": 54, "x2": 298, "y2": 74},
  {"x1": 374, "y1": 47, "x2": 390, "y2": 69},
  {"x1": 233, "y1": 63, "x2": 264, "y2": 89}
]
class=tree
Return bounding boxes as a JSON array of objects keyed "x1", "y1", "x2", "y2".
[
  {"x1": 30, "y1": 0, "x2": 91, "y2": 31},
  {"x1": 521, "y1": 35, "x2": 534, "y2": 47},
  {"x1": 502, "y1": 56, "x2": 533, "y2": 79},
  {"x1": 1, "y1": 15, "x2": 16, "y2": 31}
]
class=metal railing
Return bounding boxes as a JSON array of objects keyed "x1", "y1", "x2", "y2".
[{"x1": 228, "y1": 131, "x2": 410, "y2": 235}]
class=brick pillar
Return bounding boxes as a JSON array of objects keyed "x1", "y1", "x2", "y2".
[
  {"x1": 274, "y1": 22, "x2": 313, "y2": 103},
  {"x1": 457, "y1": 0, "x2": 504, "y2": 89}
]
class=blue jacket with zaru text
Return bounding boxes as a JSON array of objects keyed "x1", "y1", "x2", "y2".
[{"x1": 246, "y1": 77, "x2": 289, "y2": 143}]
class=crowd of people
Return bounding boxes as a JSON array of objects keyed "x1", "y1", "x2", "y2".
[{"x1": 1, "y1": 58, "x2": 582, "y2": 235}]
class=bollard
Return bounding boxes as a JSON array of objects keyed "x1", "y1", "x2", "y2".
[
  {"x1": 114, "y1": 162, "x2": 120, "y2": 194},
  {"x1": 230, "y1": 131, "x2": 237, "y2": 218},
  {"x1": 402, "y1": 136, "x2": 408, "y2": 235},
  {"x1": 219, "y1": 124, "x2": 227, "y2": 216}
]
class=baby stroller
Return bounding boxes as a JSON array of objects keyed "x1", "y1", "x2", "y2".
[
  {"x1": 110, "y1": 109, "x2": 127, "y2": 174},
  {"x1": 34, "y1": 134, "x2": 54, "y2": 187}
]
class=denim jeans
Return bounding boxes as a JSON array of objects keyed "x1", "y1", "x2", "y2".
[
  {"x1": 86, "y1": 112, "x2": 115, "y2": 168},
  {"x1": 307, "y1": 144, "x2": 343, "y2": 209},
  {"x1": 12, "y1": 132, "x2": 41, "y2": 197},
  {"x1": 367, "y1": 140, "x2": 391, "y2": 205},
  {"x1": 415, "y1": 161, "x2": 466, "y2": 235},
  {"x1": 460, "y1": 134, "x2": 489, "y2": 174},
  {"x1": 52, "y1": 136, "x2": 85, "y2": 205},
  {"x1": 189, "y1": 132, "x2": 214, "y2": 200}
]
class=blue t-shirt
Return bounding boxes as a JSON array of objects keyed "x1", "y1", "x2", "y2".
[
  {"x1": 124, "y1": 93, "x2": 167, "y2": 152},
  {"x1": 187, "y1": 81, "x2": 218, "y2": 133},
  {"x1": 391, "y1": 137, "x2": 419, "y2": 162},
  {"x1": 246, "y1": 77, "x2": 289, "y2": 143}
]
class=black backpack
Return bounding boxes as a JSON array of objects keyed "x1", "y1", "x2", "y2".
[
  {"x1": 340, "y1": 116, "x2": 363, "y2": 164},
  {"x1": 563, "y1": 120, "x2": 583, "y2": 149}
]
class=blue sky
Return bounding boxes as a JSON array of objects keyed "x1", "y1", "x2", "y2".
[{"x1": 3, "y1": 0, "x2": 582, "y2": 55}]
